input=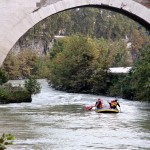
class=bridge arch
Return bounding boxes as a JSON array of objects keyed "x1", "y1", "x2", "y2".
[{"x1": 0, "y1": 0, "x2": 150, "y2": 66}]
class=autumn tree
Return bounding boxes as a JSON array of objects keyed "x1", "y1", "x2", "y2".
[{"x1": 48, "y1": 35, "x2": 130, "y2": 94}]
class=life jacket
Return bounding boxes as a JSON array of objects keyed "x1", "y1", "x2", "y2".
[
  {"x1": 110, "y1": 101, "x2": 117, "y2": 107},
  {"x1": 99, "y1": 103, "x2": 102, "y2": 108},
  {"x1": 97, "y1": 101, "x2": 103, "y2": 109}
]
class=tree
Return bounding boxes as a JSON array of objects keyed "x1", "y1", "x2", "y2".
[
  {"x1": 24, "y1": 77, "x2": 41, "y2": 94},
  {"x1": 109, "y1": 45, "x2": 150, "y2": 101},
  {"x1": 130, "y1": 45, "x2": 150, "y2": 100},
  {"x1": 0, "y1": 70, "x2": 9, "y2": 85},
  {"x1": 2, "y1": 52, "x2": 20, "y2": 79},
  {"x1": 2, "y1": 49, "x2": 50, "y2": 79},
  {"x1": 48, "y1": 35, "x2": 112, "y2": 93},
  {"x1": 17, "y1": 50, "x2": 39, "y2": 78},
  {"x1": 48, "y1": 34, "x2": 133, "y2": 94}
]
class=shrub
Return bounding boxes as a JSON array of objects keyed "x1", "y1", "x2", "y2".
[
  {"x1": 0, "y1": 70, "x2": 9, "y2": 85},
  {"x1": 0, "y1": 133, "x2": 15, "y2": 150},
  {"x1": 24, "y1": 77, "x2": 41, "y2": 94},
  {"x1": 0, "y1": 83, "x2": 32, "y2": 103}
]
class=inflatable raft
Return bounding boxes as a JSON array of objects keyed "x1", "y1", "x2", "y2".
[{"x1": 95, "y1": 108, "x2": 119, "y2": 113}]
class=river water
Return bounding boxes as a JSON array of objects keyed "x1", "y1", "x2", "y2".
[{"x1": 0, "y1": 79, "x2": 150, "y2": 150}]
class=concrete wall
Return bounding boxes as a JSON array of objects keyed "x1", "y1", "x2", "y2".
[{"x1": 0, "y1": 0, "x2": 150, "y2": 66}]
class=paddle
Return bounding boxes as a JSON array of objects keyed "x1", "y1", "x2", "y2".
[
  {"x1": 84, "y1": 105, "x2": 95, "y2": 111},
  {"x1": 119, "y1": 106, "x2": 121, "y2": 112},
  {"x1": 117, "y1": 105, "x2": 121, "y2": 112}
]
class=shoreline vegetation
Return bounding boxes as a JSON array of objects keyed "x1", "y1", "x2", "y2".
[
  {"x1": 0, "y1": 77, "x2": 41, "y2": 104},
  {"x1": 47, "y1": 36, "x2": 150, "y2": 101},
  {"x1": 0, "y1": 38, "x2": 149, "y2": 103}
]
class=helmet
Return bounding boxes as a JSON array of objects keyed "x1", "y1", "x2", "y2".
[{"x1": 98, "y1": 98, "x2": 101, "y2": 102}]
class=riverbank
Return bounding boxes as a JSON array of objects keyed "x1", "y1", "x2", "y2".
[
  {"x1": 0, "y1": 78, "x2": 41, "y2": 104},
  {"x1": 0, "y1": 84, "x2": 32, "y2": 104}
]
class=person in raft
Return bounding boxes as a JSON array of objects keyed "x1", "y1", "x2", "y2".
[
  {"x1": 95, "y1": 98, "x2": 103, "y2": 109},
  {"x1": 108, "y1": 99, "x2": 120, "y2": 109}
]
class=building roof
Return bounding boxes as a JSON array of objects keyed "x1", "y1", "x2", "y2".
[{"x1": 108, "y1": 67, "x2": 132, "y2": 73}]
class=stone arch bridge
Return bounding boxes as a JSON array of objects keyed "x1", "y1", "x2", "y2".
[{"x1": 0, "y1": 0, "x2": 150, "y2": 66}]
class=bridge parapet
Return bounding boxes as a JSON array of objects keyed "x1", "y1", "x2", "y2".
[
  {"x1": 36, "y1": 0, "x2": 62, "y2": 7},
  {"x1": 36, "y1": 0, "x2": 150, "y2": 8}
]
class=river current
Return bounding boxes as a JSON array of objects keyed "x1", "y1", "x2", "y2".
[{"x1": 0, "y1": 79, "x2": 150, "y2": 150}]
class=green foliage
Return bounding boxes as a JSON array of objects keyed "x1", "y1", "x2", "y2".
[
  {"x1": 34, "y1": 55, "x2": 50, "y2": 78},
  {"x1": 49, "y1": 35, "x2": 100, "y2": 92},
  {"x1": 48, "y1": 35, "x2": 128, "y2": 94},
  {"x1": 0, "y1": 83, "x2": 31, "y2": 103},
  {"x1": 108, "y1": 73, "x2": 134, "y2": 99},
  {"x1": 0, "y1": 70, "x2": 9, "y2": 85},
  {"x1": 130, "y1": 45, "x2": 150, "y2": 100},
  {"x1": 109, "y1": 45, "x2": 150, "y2": 101},
  {"x1": 2, "y1": 52, "x2": 20, "y2": 79},
  {"x1": 24, "y1": 77, "x2": 41, "y2": 94},
  {"x1": 2, "y1": 50, "x2": 50, "y2": 79},
  {"x1": 49, "y1": 38, "x2": 69, "y2": 59},
  {"x1": 0, "y1": 133, "x2": 15, "y2": 150}
]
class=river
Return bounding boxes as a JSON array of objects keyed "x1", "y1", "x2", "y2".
[{"x1": 0, "y1": 79, "x2": 150, "y2": 150}]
